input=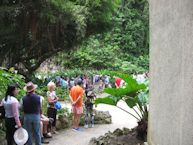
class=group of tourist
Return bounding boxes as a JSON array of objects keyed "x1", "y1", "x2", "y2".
[
  {"x1": 45, "y1": 75, "x2": 93, "y2": 90},
  {"x1": 0, "y1": 73, "x2": 128, "y2": 145},
  {"x1": 0, "y1": 75, "x2": 97, "y2": 145},
  {"x1": 0, "y1": 81, "x2": 60, "y2": 145},
  {"x1": 1, "y1": 82, "x2": 57, "y2": 145},
  {"x1": 45, "y1": 74, "x2": 111, "y2": 91}
]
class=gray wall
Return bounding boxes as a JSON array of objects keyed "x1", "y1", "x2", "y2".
[{"x1": 149, "y1": 0, "x2": 193, "y2": 145}]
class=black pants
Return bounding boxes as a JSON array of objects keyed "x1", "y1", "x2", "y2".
[
  {"x1": 47, "y1": 107, "x2": 57, "y2": 127},
  {"x1": 5, "y1": 118, "x2": 17, "y2": 145}
]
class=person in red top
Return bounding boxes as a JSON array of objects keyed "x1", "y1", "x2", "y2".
[
  {"x1": 69, "y1": 80, "x2": 84, "y2": 131},
  {"x1": 115, "y1": 77, "x2": 122, "y2": 88}
]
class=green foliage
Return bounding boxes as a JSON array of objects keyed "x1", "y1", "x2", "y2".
[
  {"x1": 61, "y1": 36, "x2": 121, "y2": 70},
  {"x1": 58, "y1": 107, "x2": 72, "y2": 119},
  {"x1": 73, "y1": 0, "x2": 120, "y2": 28},
  {"x1": 0, "y1": 0, "x2": 149, "y2": 77},
  {"x1": 38, "y1": 69, "x2": 104, "y2": 79},
  {"x1": 0, "y1": 68, "x2": 26, "y2": 135},
  {"x1": 0, "y1": 0, "x2": 119, "y2": 77},
  {"x1": 51, "y1": 0, "x2": 149, "y2": 73},
  {"x1": 95, "y1": 96, "x2": 117, "y2": 106},
  {"x1": 0, "y1": 68, "x2": 26, "y2": 100},
  {"x1": 117, "y1": 0, "x2": 149, "y2": 55},
  {"x1": 56, "y1": 87, "x2": 69, "y2": 101}
]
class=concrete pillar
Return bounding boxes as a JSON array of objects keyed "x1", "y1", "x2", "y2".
[{"x1": 149, "y1": 0, "x2": 193, "y2": 145}]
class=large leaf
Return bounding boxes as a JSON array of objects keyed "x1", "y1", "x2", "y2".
[
  {"x1": 120, "y1": 74, "x2": 146, "y2": 92},
  {"x1": 104, "y1": 87, "x2": 128, "y2": 97},
  {"x1": 104, "y1": 73, "x2": 146, "y2": 98},
  {"x1": 125, "y1": 96, "x2": 138, "y2": 108},
  {"x1": 95, "y1": 96, "x2": 118, "y2": 106}
]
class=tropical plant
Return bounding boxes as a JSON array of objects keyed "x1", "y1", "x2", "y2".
[
  {"x1": 0, "y1": 68, "x2": 26, "y2": 100},
  {"x1": 95, "y1": 72, "x2": 149, "y2": 140}
]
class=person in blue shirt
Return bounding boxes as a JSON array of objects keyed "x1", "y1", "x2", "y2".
[{"x1": 60, "y1": 77, "x2": 68, "y2": 89}]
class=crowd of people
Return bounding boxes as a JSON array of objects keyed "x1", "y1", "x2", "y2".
[
  {"x1": 0, "y1": 74, "x2": 106, "y2": 145},
  {"x1": 45, "y1": 75, "x2": 111, "y2": 91},
  {"x1": 0, "y1": 73, "x2": 148, "y2": 145}
]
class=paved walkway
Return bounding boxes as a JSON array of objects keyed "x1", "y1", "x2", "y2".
[{"x1": 49, "y1": 99, "x2": 138, "y2": 145}]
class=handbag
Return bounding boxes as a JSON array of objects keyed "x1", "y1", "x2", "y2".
[{"x1": 54, "y1": 101, "x2": 62, "y2": 110}]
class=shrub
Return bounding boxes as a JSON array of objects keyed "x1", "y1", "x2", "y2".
[{"x1": 0, "y1": 68, "x2": 26, "y2": 100}]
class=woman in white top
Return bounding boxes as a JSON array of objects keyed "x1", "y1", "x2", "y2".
[
  {"x1": 2, "y1": 85, "x2": 21, "y2": 145},
  {"x1": 47, "y1": 82, "x2": 58, "y2": 133}
]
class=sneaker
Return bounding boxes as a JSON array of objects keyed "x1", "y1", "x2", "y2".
[
  {"x1": 72, "y1": 128, "x2": 83, "y2": 132},
  {"x1": 72, "y1": 128, "x2": 78, "y2": 132},
  {"x1": 91, "y1": 124, "x2": 94, "y2": 128},
  {"x1": 84, "y1": 125, "x2": 89, "y2": 129},
  {"x1": 47, "y1": 132, "x2": 52, "y2": 137},
  {"x1": 43, "y1": 133, "x2": 52, "y2": 138},
  {"x1": 76, "y1": 128, "x2": 83, "y2": 131}
]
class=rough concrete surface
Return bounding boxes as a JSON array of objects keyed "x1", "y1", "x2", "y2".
[{"x1": 149, "y1": 0, "x2": 193, "y2": 145}]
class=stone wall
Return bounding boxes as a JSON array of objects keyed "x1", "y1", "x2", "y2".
[{"x1": 149, "y1": 0, "x2": 193, "y2": 145}]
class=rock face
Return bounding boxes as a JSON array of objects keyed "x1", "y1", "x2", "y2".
[
  {"x1": 56, "y1": 110, "x2": 112, "y2": 130},
  {"x1": 56, "y1": 115, "x2": 70, "y2": 130},
  {"x1": 89, "y1": 128, "x2": 144, "y2": 145},
  {"x1": 79, "y1": 110, "x2": 112, "y2": 126},
  {"x1": 94, "y1": 110, "x2": 112, "y2": 124}
]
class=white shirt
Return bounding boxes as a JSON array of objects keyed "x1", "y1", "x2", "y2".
[
  {"x1": 47, "y1": 91, "x2": 56, "y2": 100},
  {"x1": 47, "y1": 91, "x2": 57, "y2": 107},
  {"x1": 2, "y1": 96, "x2": 20, "y2": 118}
]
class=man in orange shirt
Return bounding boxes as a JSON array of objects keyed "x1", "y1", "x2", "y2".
[{"x1": 69, "y1": 80, "x2": 84, "y2": 131}]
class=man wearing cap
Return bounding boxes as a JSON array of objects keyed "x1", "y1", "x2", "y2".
[
  {"x1": 69, "y1": 80, "x2": 84, "y2": 131},
  {"x1": 20, "y1": 82, "x2": 42, "y2": 145}
]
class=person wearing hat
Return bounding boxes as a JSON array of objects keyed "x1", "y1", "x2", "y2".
[
  {"x1": 1, "y1": 85, "x2": 22, "y2": 145},
  {"x1": 20, "y1": 82, "x2": 41, "y2": 145},
  {"x1": 69, "y1": 80, "x2": 84, "y2": 131}
]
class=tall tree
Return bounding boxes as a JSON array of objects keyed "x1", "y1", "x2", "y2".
[{"x1": 0, "y1": 0, "x2": 119, "y2": 78}]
